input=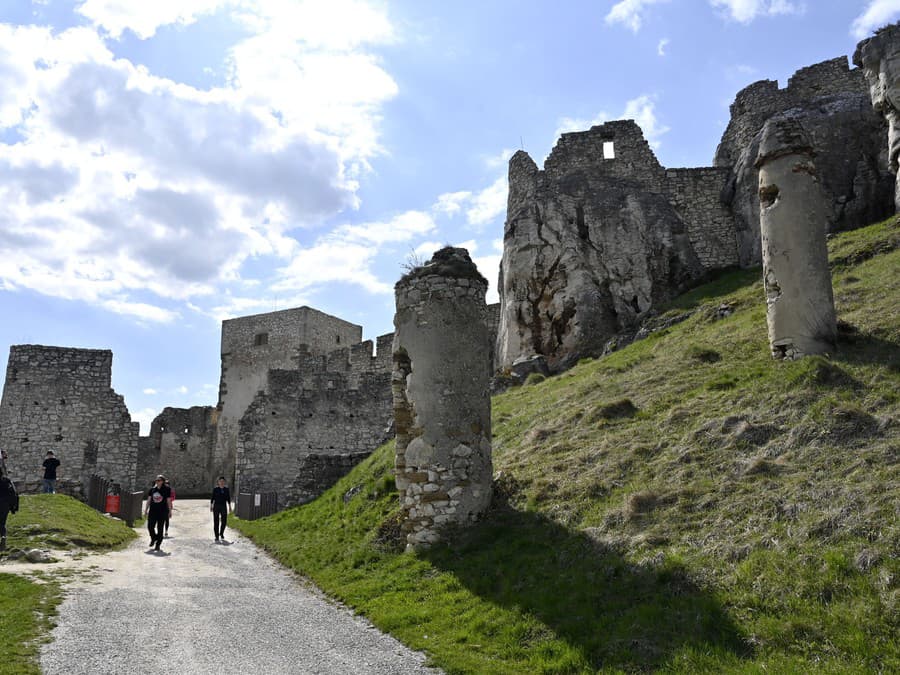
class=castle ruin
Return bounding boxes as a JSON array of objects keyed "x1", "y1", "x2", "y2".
[{"x1": 497, "y1": 55, "x2": 893, "y2": 372}]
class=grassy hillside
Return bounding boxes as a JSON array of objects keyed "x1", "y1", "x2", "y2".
[{"x1": 235, "y1": 217, "x2": 899, "y2": 674}]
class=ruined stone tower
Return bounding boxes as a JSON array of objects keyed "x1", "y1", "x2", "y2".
[
  {"x1": 0, "y1": 346, "x2": 138, "y2": 496},
  {"x1": 756, "y1": 116, "x2": 837, "y2": 360},
  {"x1": 393, "y1": 247, "x2": 493, "y2": 550}
]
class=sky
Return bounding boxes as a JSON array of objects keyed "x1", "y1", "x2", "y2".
[{"x1": 0, "y1": 0, "x2": 898, "y2": 433}]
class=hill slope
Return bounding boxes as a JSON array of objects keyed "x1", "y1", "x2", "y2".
[{"x1": 235, "y1": 217, "x2": 899, "y2": 674}]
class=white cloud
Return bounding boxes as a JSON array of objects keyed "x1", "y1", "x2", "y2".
[
  {"x1": 708, "y1": 0, "x2": 803, "y2": 24},
  {"x1": 605, "y1": 0, "x2": 670, "y2": 32},
  {"x1": 466, "y1": 176, "x2": 508, "y2": 228},
  {"x1": 433, "y1": 191, "x2": 471, "y2": 216},
  {"x1": 176, "y1": 385, "x2": 189, "y2": 394},
  {"x1": 0, "y1": 3, "x2": 399, "y2": 323},
  {"x1": 622, "y1": 94, "x2": 670, "y2": 149},
  {"x1": 271, "y1": 210, "x2": 436, "y2": 299},
  {"x1": 131, "y1": 407, "x2": 159, "y2": 435},
  {"x1": 143, "y1": 388, "x2": 158, "y2": 395},
  {"x1": 851, "y1": 0, "x2": 900, "y2": 39},
  {"x1": 483, "y1": 147, "x2": 515, "y2": 169},
  {"x1": 657, "y1": 38, "x2": 670, "y2": 56},
  {"x1": 552, "y1": 95, "x2": 669, "y2": 150},
  {"x1": 76, "y1": 0, "x2": 226, "y2": 39}
]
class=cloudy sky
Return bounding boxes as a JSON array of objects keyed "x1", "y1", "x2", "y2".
[{"x1": 0, "y1": 0, "x2": 896, "y2": 432}]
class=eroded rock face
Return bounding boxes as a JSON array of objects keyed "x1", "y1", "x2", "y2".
[
  {"x1": 756, "y1": 115, "x2": 837, "y2": 360},
  {"x1": 393, "y1": 247, "x2": 493, "y2": 551},
  {"x1": 721, "y1": 60, "x2": 892, "y2": 267},
  {"x1": 854, "y1": 22, "x2": 900, "y2": 210},
  {"x1": 497, "y1": 123, "x2": 707, "y2": 372}
]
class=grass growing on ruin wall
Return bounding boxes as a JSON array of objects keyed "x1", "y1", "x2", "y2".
[{"x1": 235, "y1": 217, "x2": 900, "y2": 674}]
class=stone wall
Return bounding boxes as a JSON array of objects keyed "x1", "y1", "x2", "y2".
[
  {"x1": 136, "y1": 406, "x2": 218, "y2": 496},
  {"x1": 665, "y1": 167, "x2": 740, "y2": 269},
  {"x1": 235, "y1": 334, "x2": 393, "y2": 508},
  {"x1": 0, "y1": 345, "x2": 138, "y2": 496},
  {"x1": 393, "y1": 248, "x2": 493, "y2": 550},
  {"x1": 715, "y1": 57, "x2": 868, "y2": 168},
  {"x1": 216, "y1": 306, "x2": 363, "y2": 485}
]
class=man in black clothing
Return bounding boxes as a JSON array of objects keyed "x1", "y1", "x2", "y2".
[
  {"x1": 144, "y1": 475, "x2": 172, "y2": 551},
  {"x1": 41, "y1": 451, "x2": 60, "y2": 493},
  {"x1": 210, "y1": 477, "x2": 232, "y2": 542},
  {"x1": 0, "y1": 474, "x2": 19, "y2": 550}
]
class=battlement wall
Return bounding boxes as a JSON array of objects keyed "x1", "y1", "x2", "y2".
[
  {"x1": 543, "y1": 120, "x2": 666, "y2": 191},
  {"x1": 0, "y1": 345, "x2": 137, "y2": 496},
  {"x1": 715, "y1": 57, "x2": 868, "y2": 167}
]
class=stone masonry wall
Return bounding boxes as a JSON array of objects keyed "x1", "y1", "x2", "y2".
[
  {"x1": 0, "y1": 345, "x2": 138, "y2": 496},
  {"x1": 136, "y1": 406, "x2": 218, "y2": 496},
  {"x1": 715, "y1": 57, "x2": 868, "y2": 168},
  {"x1": 393, "y1": 248, "x2": 493, "y2": 550},
  {"x1": 235, "y1": 334, "x2": 393, "y2": 508},
  {"x1": 665, "y1": 167, "x2": 740, "y2": 269},
  {"x1": 216, "y1": 306, "x2": 363, "y2": 485}
]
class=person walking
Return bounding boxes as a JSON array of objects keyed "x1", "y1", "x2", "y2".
[
  {"x1": 210, "y1": 477, "x2": 232, "y2": 542},
  {"x1": 164, "y1": 479, "x2": 176, "y2": 537},
  {"x1": 41, "y1": 451, "x2": 61, "y2": 493},
  {"x1": 144, "y1": 475, "x2": 172, "y2": 552},
  {"x1": 0, "y1": 473, "x2": 19, "y2": 551}
]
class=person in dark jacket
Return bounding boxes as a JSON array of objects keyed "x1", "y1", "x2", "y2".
[
  {"x1": 144, "y1": 475, "x2": 172, "y2": 552},
  {"x1": 0, "y1": 474, "x2": 19, "y2": 550},
  {"x1": 210, "y1": 477, "x2": 232, "y2": 542}
]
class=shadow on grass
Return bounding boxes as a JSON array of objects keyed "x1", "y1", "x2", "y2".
[{"x1": 424, "y1": 504, "x2": 750, "y2": 671}]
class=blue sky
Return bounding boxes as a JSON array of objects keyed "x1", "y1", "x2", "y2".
[{"x1": 0, "y1": 0, "x2": 897, "y2": 432}]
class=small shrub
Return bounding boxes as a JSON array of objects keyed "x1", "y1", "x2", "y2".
[
  {"x1": 525, "y1": 372, "x2": 546, "y2": 385},
  {"x1": 589, "y1": 398, "x2": 638, "y2": 422},
  {"x1": 686, "y1": 345, "x2": 721, "y2": 363}
]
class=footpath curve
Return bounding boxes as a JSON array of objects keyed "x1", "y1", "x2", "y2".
[{"x1": 40, "y1": 499, "x2": 438, "y2": 674}]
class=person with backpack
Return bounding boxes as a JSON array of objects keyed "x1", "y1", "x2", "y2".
[{"x1": 0, "y1": 474, "x2": 19, "y2": 551}]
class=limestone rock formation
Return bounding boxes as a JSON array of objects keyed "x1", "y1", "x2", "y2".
[
  {"x1": 718, "y1": 57, "x2": 893, "y2": 267},
  {"x1": 393, "y1": 247, "x2": 493, "y2": 550},
  {"x1": 497, "y1": 122, "x2": 708, "y2": 372},
  {"x1": 756, "y1": 114, "x2": 837, "y2": 360},
  {"x1": 854, "y1": 22, "x2": 900, "y2": 211}
]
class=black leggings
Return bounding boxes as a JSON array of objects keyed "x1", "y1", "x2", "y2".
[
  {"x1": 213, "y1": 507, "x2": 228, "y2": 537},
  {"x1": 0, "y1": 504, "x2": 9, "y2": 538},
  {"x1": 148, "y1": 512, "x2": 166, "y2": 545}
]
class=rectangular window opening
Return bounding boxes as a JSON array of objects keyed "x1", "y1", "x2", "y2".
[
  {"x1": 602, "y1": 141, "x2": 615, "y2": 159},
  {"x1": 253, "y1": 332, "x2": 269, "y2": 346}
]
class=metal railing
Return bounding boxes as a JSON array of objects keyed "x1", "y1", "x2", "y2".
[{"x1": 86, "y1": 474, "x2": 143, "y2": 526}]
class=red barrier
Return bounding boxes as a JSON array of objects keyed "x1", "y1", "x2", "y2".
[{"x1": 105, "y1": 494, "x2": 120, "y2": 514}]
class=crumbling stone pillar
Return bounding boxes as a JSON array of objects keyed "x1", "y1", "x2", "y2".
[
  {"x1": 393, "y1": 247, "x2": 492, "y2": 551},
  {"x1": 854, "y1": 22, "x2": 900, "y2": 211},
  {"x1": 755, "y1": 115, "x2": 837, "y2": 360}
]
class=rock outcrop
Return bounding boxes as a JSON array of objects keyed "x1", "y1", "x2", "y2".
[
  {"x1": 497, "y1": 122, "x2": 714, "y2": 372},
  {"x1": 854, "y1": 22, "x2": 900, "y2": 211},
  {"x1": 720, "y1": 58, "x2": 893, "y2": 266}
]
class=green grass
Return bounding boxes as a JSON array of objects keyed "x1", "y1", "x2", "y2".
[
  {"x1": 0, "y1": 494, "x2": 138, "y2": 673},
  {"x1": 235, "y1": 217, "x2": 900, "y2": 673},
  {"x1": 2, "y1": 494, "x2": 138, "y2": 554},
  {"x1": 0, "y1": 574, "x2": 62, "y2": 675}
]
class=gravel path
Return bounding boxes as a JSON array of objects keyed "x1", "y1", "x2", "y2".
[{"x1": 40, "y1": 499, "x2": 439, "y2": 674}]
